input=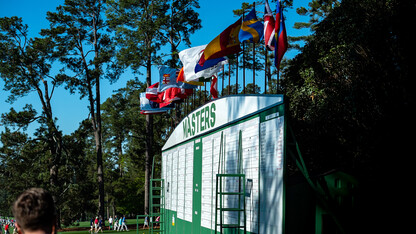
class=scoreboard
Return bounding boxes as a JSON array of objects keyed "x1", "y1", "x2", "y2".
[{"x1": 161, "y1": 95, "x2": 285, "y2": 234}]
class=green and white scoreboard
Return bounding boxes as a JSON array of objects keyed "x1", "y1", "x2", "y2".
[{"x1": 161, "y1": 95, "x2": 286, "y2": 234}]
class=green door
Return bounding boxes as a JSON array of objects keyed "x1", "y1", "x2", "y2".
[{"x1": 193, "y1": 138, "x2": 203, "y2": 233}]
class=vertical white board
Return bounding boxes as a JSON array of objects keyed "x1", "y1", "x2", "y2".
[{"x1": 260, "y1": 115, "x2": 285, "y2": 234}]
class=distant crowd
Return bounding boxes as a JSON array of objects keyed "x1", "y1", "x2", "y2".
[
  {"x1": 0, "y1": 217, "x2": 16, "y2": 234},
  {"x1": 90, "y1": 215, "x2": 129, "y2": 233}
]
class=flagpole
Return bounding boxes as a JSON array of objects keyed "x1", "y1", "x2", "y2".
[
  {"x1": 265, "y1": 46, "x2": 267, "y2": 94},
  {"x1": 243, "y1": 42, "x2": 246, "y2": 94},
  {"x1": 252, "y1": 2, "x2": 256, "y2": 94},
  {"x1": 194, "y1": 90, "x2": 196, "y2": 108},
  {"x1": 236, "y1": 53, "x2": 239, "y2": 94},
  {"x1": 199, "y1": 86, "x2": 201, "y2": 107},
  {"x1": 277, "y1": 67, "x2": 280, "y2": 94},
  {"x1": 242, "y1": 4, "x2": 246, "y2": 95},
  {"x1": 222, "y1": 64, "x2": 225, "y2": 97},
  {"x1": 253, "y1": 39, "x2": 256, "y2": 94},
  {"x1": 228, "y1": 63, "x2": 231, "y2": 95}
]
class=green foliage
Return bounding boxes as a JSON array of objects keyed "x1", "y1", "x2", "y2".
[
  {"x1": 2, "y1": 0, "x2": 413, "y2": 231},
  {"x1": 0, "y1": 15, "x2": 65, "y2": 220},
  {"x1": 0, "y1": 105, "x2": 37, "y2": 131},
  {"x1": 0, "y1": 129, "x2": 50, "y2": 214},
  {"x1": 106, "y1": 0, "x2": 170, "y2": 73},
  {"x1": 101, "y1": 79, "x2": 168, "y2": 214},
  {"x1": 283, "y1": 1, "x2": 415, "y2": 230},
  {"x1": 42, "y1": 0, "x2": 121, "y2": 97},
  {"x1": 164, "y1": 0, "x2": 202, "y2": 67}
]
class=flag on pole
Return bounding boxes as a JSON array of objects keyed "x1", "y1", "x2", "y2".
[
  {"x1": 177, "y1": 67, "x2": 202, "y2": 85},
  {"x1": 146, "y1": 82, "x2": 164, "y2": 103},
  {"x1": 210, "y1": 75, "x2": 218, "y2": 99},
  {"x1": 163, "y1": 81, "x2": 196, "y2": 105},
  {"x1": 179, "y1": 45, "x2": 227, "y2": 84},
  {"x1": 158, "y1": 66, "x2": 181, "y2": 92},
  {"x1": 239, "y1": 8, "x2": 264, "y2": 43},
  {"x1": 264, "y1": 0, "x2": 276, "y2": 51},
  {"x1": 156, "y1": 66, "x2": 197, "y2": 107},
  {"x1": 198, "y1": 18, "x2": 242, "y2": 66},
  {"x1": 275, "y1": 0, "x2": 288, "y2": 67},
  {"x1": 140, "y1": 93, "x2": 172, "y2": 115}
]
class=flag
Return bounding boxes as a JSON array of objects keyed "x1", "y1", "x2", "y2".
[
  {"x1": 162, "y1": 82, "x2": 196, "y2": 106},
  {"x1": 179, "y1": 82, "x2": 196, "y2": 99},
  {"x1": 179, "y1": 45, "x2": 227, "y2": 83},
  {"x1": 140, "y1": 93, "x2": 172, "y2": 115},
  {"x1": 264, "y1": 0, "x2": 276, "y2": 51},
  {"x1": 177, "y1": 67, "x2": 204, "y2": 86},
  {"x1": 158, "y1": 66, "x2": 197, "y2": 106},
  {"x1": 275, "y1": 0, "x2": 288, "y2": 67},
  {"x1": 210, "y1": 75, "x2": 218, "y2": 99},
  {"x1": 146, "y1": 82, "x2": 164, "y2": 103},
  {"x1": 198, "y1": 18, "x2": 242, "y2": 66},
  {"x1": 158, "y1": 66, "x2": 180, "y2": 92},
  {"x1": 239, "y1": 8, "x2": 264, "y2": 43},
  {"x1": 161, "y1": 88, "x2": 182, "y2": 105},
  {"x1": 194, "y1": 56, "x2": 227, "y2": 73}
]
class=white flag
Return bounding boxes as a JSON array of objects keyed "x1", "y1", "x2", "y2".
[{"x1": 179, "y1": 45, "x2": 228, "y2": 83}]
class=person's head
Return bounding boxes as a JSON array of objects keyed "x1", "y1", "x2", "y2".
[{"x1": 12, "y1": 188, "x2": 56, "y2": 234}]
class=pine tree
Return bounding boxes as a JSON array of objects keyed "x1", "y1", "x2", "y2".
[
  {"x1": 107, "y1": 0, "x2": 170, "y2": 214},
  {"x1": 41, "y1": 0, "x2": 121, "y2": 219},
  {"x1": 0, "y1": 16, "x2": 63, "y2": 220}
]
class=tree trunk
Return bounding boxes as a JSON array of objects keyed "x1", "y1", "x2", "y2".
[
  {"x1": 117, "y1": 136, "x2": 123, "y2": 177},
  {"x1": 37, "y1": 79, "x2": 63, "y2": 228},
  {"x1": 96, "y1": 72, "x2": 105, "y2": 220},
  {"x1": 144, "y1": 57, "x2": 153, "y2": 215}
]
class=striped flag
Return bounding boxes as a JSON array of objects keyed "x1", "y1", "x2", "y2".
[
  {"x1": 264, "y1": 0, "x2": 276, "y2": 51},
  {"x1": 275, "y1": 0, "x2": 288, "y2": 67},
  {"x1": 179, "y1": 45, "x2": 227, "y2": 84},
  {"x1": 198, "y1": 18, "x2": 242, "y2": 66}
]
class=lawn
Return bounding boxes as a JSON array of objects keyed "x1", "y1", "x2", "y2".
[
  {"x1": 58, "y1": 230, "x2": 152, "y2": 234},
  {"x1": 58, "y1": 218, "x2": 154, "y2": 234},
  {"x1": 64, "y1": 219, "x2": 142, "y2": 229}
]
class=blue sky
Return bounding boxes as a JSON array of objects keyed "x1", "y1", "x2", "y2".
[{"x1": 0, "y1": 0, "x2": 310, "y2": 136}]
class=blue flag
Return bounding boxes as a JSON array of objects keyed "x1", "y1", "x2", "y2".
[
  {"x1": 158, "y1": 66, "x2": 180, "y2": 92},
  {"x1": 239, "y1": 8, "x2": 264, "y2": 43}
]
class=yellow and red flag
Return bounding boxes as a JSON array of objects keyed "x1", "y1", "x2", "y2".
[{"x1": 198, "y1": 18, "x2": 242, "y2": 66}]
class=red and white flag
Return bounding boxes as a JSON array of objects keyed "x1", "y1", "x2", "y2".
[
  {"x1": 264, "y1": 0, "x2": 276, "y2": 51},
  {"x1": 210, "y1": 75, "x2": 218, "y2": 99}
]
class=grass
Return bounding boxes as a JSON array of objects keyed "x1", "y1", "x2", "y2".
[
  {"x1": 58, "y1": 219, "x2": 153, "y2": 234},
  {"x1": 58, "y1": 230, "x2": 153, "y2": 234},
  {"x1": 64, "y1": 219, "x2": 141, "y2": 228},
  {"x1": 58, "y1": 227, "x2": 158, "y2": 234}
]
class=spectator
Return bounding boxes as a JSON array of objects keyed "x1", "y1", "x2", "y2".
[
  {"x1": 117, "y1": 217, "x2": 122, "y2": 231},
  {"x1": 96, "y1": 217, "x2": 103, "y2": 233},
  {"x1": 94, "y1": 216, "x2": 98, "y2": 233},
  {"x1": 89, "y1": 218, "x2": 94, "y2": 234},
  {"x1": 113, "y1": 216, "x2": 118, "y2": 231},
  {"x1": 108, "y1": 216, "x2": 113, "y2": 230},
  {"x1": 120, "y1": 215, "x2": 128, "y2": 231},
  {"x1": 4, "y1": 223, "x2": 9, "y2": 234},
  {"x1": 12, "y1": 188, "x2": 57, "y2": 234},
  {"x1": 143, "y1": 214, "x2": 149, "y2": 229}
]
